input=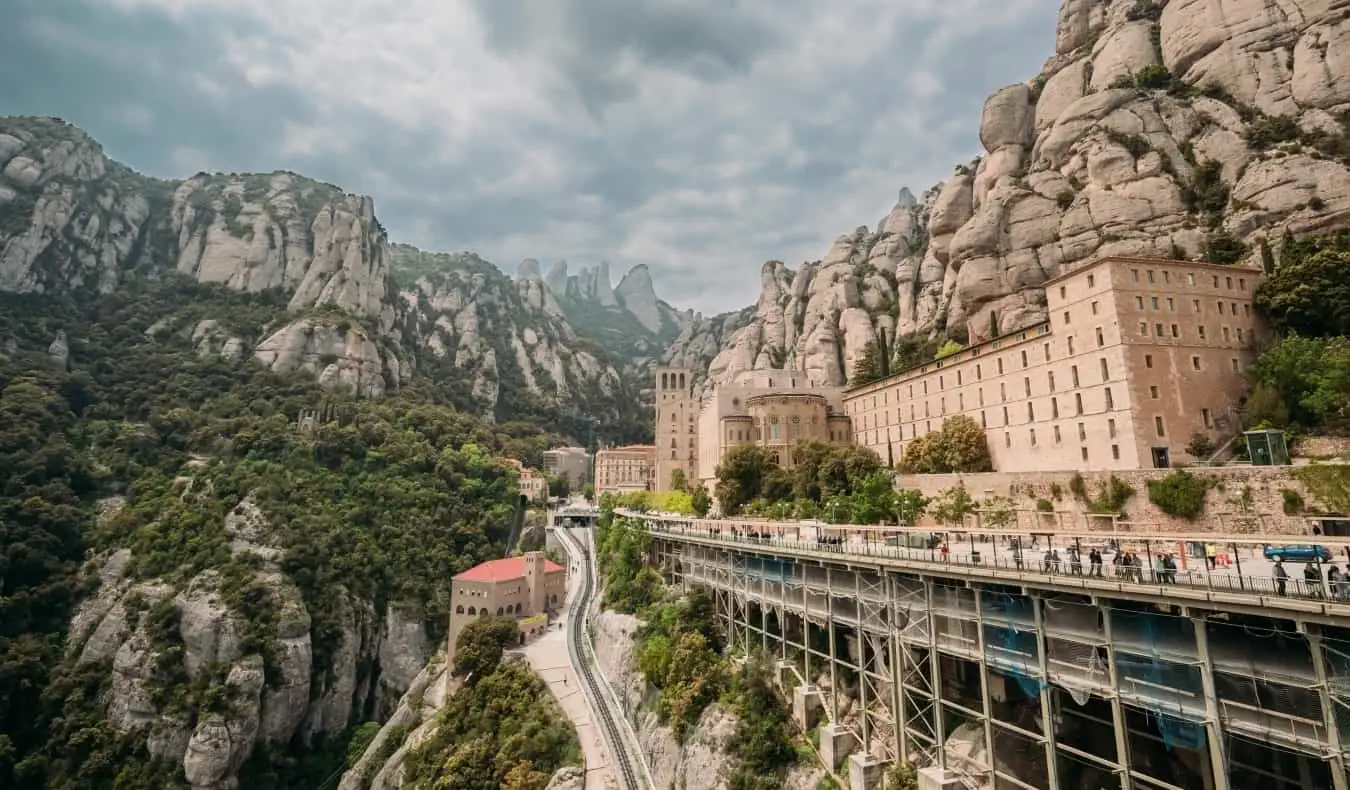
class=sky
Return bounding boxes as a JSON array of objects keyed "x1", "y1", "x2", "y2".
[{"x1": 0, "y1": 0, "x2": 1061, "y2": 315}]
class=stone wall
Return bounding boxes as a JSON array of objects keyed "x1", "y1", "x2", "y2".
[{"x1": 901, "y1": 465, "x2": 1338, "y2": 536}]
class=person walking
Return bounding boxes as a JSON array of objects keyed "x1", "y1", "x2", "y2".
[{"x1": 1273, "y1": 558, "x2": 1288, "y2": 596}]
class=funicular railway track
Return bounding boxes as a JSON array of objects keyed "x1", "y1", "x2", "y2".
[{"x1": 557, "y1": 527, "x2": 643, "y2": 790}]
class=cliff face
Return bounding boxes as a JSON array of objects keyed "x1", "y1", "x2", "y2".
[
  {"x1": 666, "y1": 0, "x2": 1350, "y2": 389},
  {"x1": 0, "y1": 117, "x2": 630, "y2": 423},
  {"x1": 68, "y1": 501, "x2": 431, "y2": 790}
]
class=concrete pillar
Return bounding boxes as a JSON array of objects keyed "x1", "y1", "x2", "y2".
[
  {"x1": 917, "y1": 766, "x2": 965, "y2": 789},
  {"x1": 819, "y1": 722, "x2": 857, "y2": 770},
  {"x1": 1308, "y1": 629, "x2": 1350, "y2": 790},
  {"x1": 848, "y1": 752, "x2": 885, "y2": 790},
  {"x1": 1192, "y1": 617, "x2": 1232, "y2": 790},
  {"x1": 794, "y1": 684, "x2": 824, "y2": 730}
]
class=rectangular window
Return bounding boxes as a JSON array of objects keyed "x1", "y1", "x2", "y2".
[
  {"x1": 1155, "y1": 416, "x2": 1165, "y2": 437},
  {"x1": 1150, "y1": 385, "x2": 1159, "y2": 399},
  {"x1": 1202, "y1": 408, "x2": 1212, "y2": 428},
  {"x1": 1048, "y1": 372, "x2": 1056, "y2": 392},
  {"x1": 1132, "y1": 268, "x2": 1139, "y2": 282},
  {"x1": 1239, "y1": 277, "x2": 1246, "y2": 290},
  {"x1": 1071, "y1": 365, "x2": 1080, "y2": 387},
  {"x1": 1193, "y1": 298, "x2": 1201, "y2": 312},
  {"x1": 1226, "y1": 276, "x2": 1233, "y2": 289},
  {"x1": 1145, "y1": 354, "x2": 1154, "y2": 369},
  {"x1": 1237, "y1": 328, "x2": 1245, "y2": 342},
  {"x1": 1092, "y1": 300, "x2": 1100, "y2": 315},
  {"x1": 1096, "y1": 327, "x2": 1105, "y2": 347},
  {"x1": 1108, "y1": 418, "x2": 1116, "y2": 438},
  {"x1": 1068, "y1": 336, "x2": 1076, "y2": 354},
  {"x1": 1231, "y1": 358, "x2": 1240, "y2": 372},
  {"x1": 1191, "y1": 356, "x2": 1201, "y2": 370},
  {"x1": 997, "y1": 359, "x2": 1004, "y2": 375},
  {"x1": 958, "y1": 393, "x2": 964, "y2": 409},
  {"x1": 1100, "y1": 358, "x2": 1109, "y2": 381},
  {"x1": 1171, "y1": 324, "x2": 1180, "y2": 338},
  {"x1": 939, "y1": 375, "x2": 944, "y2": 390},
  {"x1": 1027, "y1": 402, "x2": 1035, "y2": 421},
  {"x1": 1219, "y1": 302, "x2": 1225, "y2": 315},
  {"x1": 1030, "y1": 428, "x2": 1037, "y2": 446},
  {"x1": 1136, "y1": 296, "x2": 1145, "y2": 310},
  {"x1": 1223, "y1": 327, "x2": 1231, "y2": 341},
  {"x1": 1155, "y1": 323, "x2": 1164, "y2": 337},
  {"x1": 1088, "y1": 274, "x2": 1095, "y2": 287},
  {"x1": 1054, "y1": 425, "x2": 1062, "y2": 443},
  {"x1": 923, "y1": 381, "x2": 928, "y2": 394},
  {"x1": 1112, "y1": 444, "x2": 1120, "y2": 460},
  {"x1": 1060, "y1": 285, "x2": 1067, "y2": 299},
  {"x1": 1151, "y1": 296, "x2": 1159, "y2": 310},
  {"x1": 1187, "y1": 273, "x2": 1196, "y2": 286},
  {"x1": 1044, "y1": 342, "x2": 1051, "y2": 361},
  {"x1": 1063, "y1": 310, "x2": 1071, "y2": 324},
  {"x1": 1021, "y1": 349, "x2": 1028, "y2": 368},
  {"x1": 1003, "y1": 405, "x2": 1010, "y2": 425},
  {"x1": 1139, "y1": 321, "x2": 1148, "y2": 335},
  {"x1": 1051, "y1": 398, "x2": 1059, "y2": 419},
  {"x1": 978, "y1": 388, "x2": 984, "y2": 406},
  {"x1": 1198, "y1": 326, "x2": 1207, "y2": 340},
  {"x1": 957, "y1": 370, "x2": 962, "y2": 385},
  {"x1": 1024, "y1": 377, "x2": 1032, "y2": 397},
  {"x1": 981, "y1": 410, "x2": 987, "y2": 427},
  {"x1": 1001, "y1": 382, "x2": 1007, "y2": 402},
  {"x1": 1164, "y1": 270, "x2": 1171, "y2": 284},
  {"x1": 1075, "y1": 392, "x2": 1084, "y2": 415},
  {"x1": 1167, "y1": 297, "x2": 1174, "y2": 311},
  {"x1": 1078, "y1": 422, "x2": 1086, "y2": 441},
  {"x1": 1005, "y1": 432, "x2": 1012, "y2": 448},
  {"x1": 1148, "y1": 270, "x2": 1156, "y2": 283},
  {"x1": 1081, "y1": 446, "x2": 1089, "y2": 461},
  {"x1": 1105, "y1": 387, "x2": 1114, "y2": 410},
  {"x1": 1243, "y1": 303, "x2": 1250, "y2": 316}
]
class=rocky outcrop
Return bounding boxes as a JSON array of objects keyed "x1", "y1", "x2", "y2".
[
  {"x1": 666, "y1": 0, "x2": 1350, "y2": 388},
  {"x1": 389, "y1": 245, "x2": 622, "y2": 416},
  {"x1": 0, "y1": 117, "x2": 643, "y2": 420},
  {"x1": 591, "y1": 610, "x2": 823, "y2": 790},
  {"x1": 66, "y1": 500, "x2": 433, "y2": 790}
]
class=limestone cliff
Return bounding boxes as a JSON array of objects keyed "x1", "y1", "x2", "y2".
[
  {"x1": 68, "y1": 500, "x2": 431, "y2": 790},
  {"x1": 666, "y1": 0, "x2": 1350, "y2": 389},
  {"x1": 0, "y1": 117, "x2": 632, "y2": 427},
  {"x1": 591, "y1": 610, "x2": 824, "y2": 790}
]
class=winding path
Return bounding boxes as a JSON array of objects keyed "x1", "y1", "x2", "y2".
[{"x1": 553, "y1": 526, "x2": 652, "y2": 790}]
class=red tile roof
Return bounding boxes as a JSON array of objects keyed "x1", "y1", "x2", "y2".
[{"x1": 453, "y1": 555, "x2": 565, "y2": 583}]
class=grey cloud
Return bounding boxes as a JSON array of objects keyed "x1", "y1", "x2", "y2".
[{"x1": 0, "y1": 0, "x2": 1063, "y2": 314}]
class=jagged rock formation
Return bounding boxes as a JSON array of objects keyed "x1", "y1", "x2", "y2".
[
  {"x1": 0, "y1": 117, "x2": 630, "y2": 423},
  {"x1": 592, "y1": 610, "x2": 824, "y2": 790},
  {"x1": 69, "y1": 500, "x2": 431, "y2": 790},
  {"x1": 543, "y1": 258, "x2": 692, "y2": 375},
  {"x1": 666, "y1": 0, "x2": 1350, "y2": 389}
]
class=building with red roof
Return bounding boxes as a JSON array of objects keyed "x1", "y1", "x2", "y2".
[{"x1": 447, "y1": 551, "x2": 567, "y2": 661}]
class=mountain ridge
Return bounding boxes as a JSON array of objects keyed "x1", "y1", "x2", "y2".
[{"x1": 662, "y1": 0, "x2": 1350, "y2": 394}]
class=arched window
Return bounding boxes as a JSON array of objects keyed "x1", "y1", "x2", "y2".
[
  {"x1": 467, "y1": 607, "x2": 477, "y2": 616},
  {"x1": 678, "y1": 372, "x2": 685, "y2": 389},
  {"x1": 551, "y1": 594, "x2": 558, "y2": 604},
  {"x1": 514, "y1": 602, "x2": 522, "y2": 613},
  {"x1": 496, "y1": 607, "x2": 504, "y2": 616},
  {"x1": 479, "y1": 610, "x2": 488, "y2": 617},
  {"x1": 662, "y1": 372, "x2": 669, "y2": 388},
  {"x1": 456, "y1": 605, "x2": 464, "y2": 614}
]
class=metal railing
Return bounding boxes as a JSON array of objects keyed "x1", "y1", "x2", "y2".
[{"x1": 624, "y1": 511, "x2": 1350, "y2": 612}]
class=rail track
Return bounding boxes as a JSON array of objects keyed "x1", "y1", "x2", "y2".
[{"x1": 558, "y1": 527, "x2": 643, "y2": 790}]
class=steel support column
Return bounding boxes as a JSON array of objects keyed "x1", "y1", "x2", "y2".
[
  {"x1": 1032, "y1": 596, "x2": 1061, "y2": 790},
  {"x1": 1308, "y1": 627, "x2": 1350, "y2": 790},
  {"x1": 1192, "y1": 615, "x2": 1232, "y2": 790},
  {"x1": 1100, "y1": 603, "x2": 1134, "y2": 790}
]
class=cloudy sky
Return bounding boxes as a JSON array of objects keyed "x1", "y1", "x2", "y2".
[{"x1": 0, "y1": 0, "x2": 1060, "y2": 314}]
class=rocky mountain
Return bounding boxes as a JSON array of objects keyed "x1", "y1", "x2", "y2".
[
  {"x1": 540, "y1": 258, "x2": 691, "y2": 380},
  {"x1": 0, "y1": 116, "x2": 647, "y2": 443},
  {"x1": 667, "y1": 0, "x2": 1350, "y2": 391}
]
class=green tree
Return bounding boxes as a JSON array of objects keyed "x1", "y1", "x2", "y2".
[
  {"x1": 849, "y1": 337, "x2": 887, "y2": 387},
  {"x1": 453, "y1": 617, "x2": 521, "y2": 681},
  {"x1": 547, "y1": 474, "x2": 570, "y2": 499},
  {"x1": 981, "y1": 496, "x2": 1017, "y2": 529},
  {"x1": 714, "y1": 444, "x2": 783, "y2": 515},
  {"x1": 669, "y1": 468, "x2": 688, "y2": 492},
  {"x1": 690, "y1": 485, "x2": 711, "y2": 517},
  {"x1": 1256, "y1": 235, "x2": 1350, "y2": 337},
  {"x1": 895, "y1": 489, "x2": 929, "y2": 526},
  {"x1": 1249, "y1": 335, "x2": 1350, "y2": 429},
  {"x1": 898, "y1": 415, "x2": 993, "y2": 473},
  {"x1": 582, "y1": 482, "x2": 595, "y2": 501},
  {"x1": 930, "y1": 486, "x2": 976, "y2": 528}
]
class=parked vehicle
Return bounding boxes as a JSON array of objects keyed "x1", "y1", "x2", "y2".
[{"x1": 1263, "y1": 544, "x2": 1332, "y2": 563}]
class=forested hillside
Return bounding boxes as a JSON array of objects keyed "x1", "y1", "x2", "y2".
[{"x1": 0, "y1": 276, "x2": 561, "y2": 788}]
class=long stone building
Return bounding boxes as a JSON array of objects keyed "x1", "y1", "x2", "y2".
[
  {"x1": 843, "y1": 257, "x2": 1266, "y2": 473},
  {"x1": 446, "y1": 552, "x2": 566, "y2": 663},
  {"x1": 595, "y1": 443, "x2": 657, "y2": 494}
]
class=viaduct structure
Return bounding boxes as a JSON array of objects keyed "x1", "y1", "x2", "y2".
[{"x1": 619, "y1": 510, "x2": 1350, "y2": 790}]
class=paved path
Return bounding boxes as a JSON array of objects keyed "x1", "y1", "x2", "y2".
[{"x1": 519, "y1": 552, "x2": 617, "y2": 790}]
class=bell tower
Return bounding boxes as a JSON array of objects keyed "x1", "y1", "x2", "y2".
[{"x1": 654, "y1": 367, "x2": 697, "y2": 492}]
